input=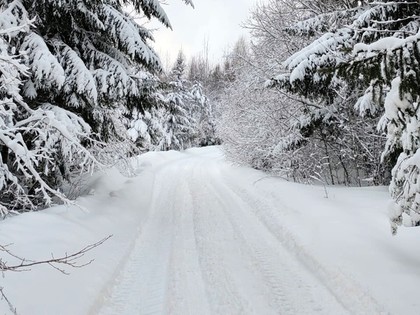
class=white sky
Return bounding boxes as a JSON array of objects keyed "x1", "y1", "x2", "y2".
[{"x1": 150, "y1": 0, "x2": 258, "y2": 69}]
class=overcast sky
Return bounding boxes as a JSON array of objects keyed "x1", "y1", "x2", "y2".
[{"x1": 150, "y1": 0, "x2": 258, "y2": 69}]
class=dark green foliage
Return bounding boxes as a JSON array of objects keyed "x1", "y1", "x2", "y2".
[{"x1": 269, "y1": 0, "x2": 420, "y2": 232}]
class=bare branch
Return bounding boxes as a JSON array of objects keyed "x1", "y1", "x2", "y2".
[
  {"x1": 0, "y1": 287, "x2": 17, "y2": 315},
  {"x1": 0, "y1": 236, "x2": 112, "y2": 274}
]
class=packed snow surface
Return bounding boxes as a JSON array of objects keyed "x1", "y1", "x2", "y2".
[{"x1": 1, "y1": 146, "x2": 420, "y2": 315}]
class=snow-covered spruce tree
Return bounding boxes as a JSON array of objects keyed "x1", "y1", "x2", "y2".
[
  {"x1": 0, "y1": 1, "x2": 98, "y2": 214},
  {"x1": 251, "y1": 0, "x2": 387, "y2": 186},
  {"x1": 161, "y1": 50, "x2": 198, "y2": 150},
  {"x1": 268, "y1": 0, "x2": 420, "y2": 232},
  {"x1": 189, "y1": 81, "x2": 217, "y2": 146},
  {"x1": 10, "y1": 0, "x2": 192, "y2": 139},
  {"x1": 129, "y1": 51, "x2": 198, "y2": 152},
  {"x1": 281, "y1": 0, "x2": 388, "y2": 186},
  {"x1": 127, "y1": 105, "x2": 167, "y2": 151},
  {"x1": 151, "y1": 50, "x2": 216, "y2": 150},
  {"x1": 217, "y1": 0, "x2": 385, "y2": 185},
  {"x1": 0, "y1": 0, "x2": 193, "y2": 212}
]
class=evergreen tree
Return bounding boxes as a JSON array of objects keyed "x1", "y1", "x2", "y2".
[
  {"x1": 189, "y1": 81, "x2": 216, "y2": 146},
  {"x1": 268, "y1": 0, "x2": 420, "y2": 232},
  {"x1": 5, "y1": 0, "x2": 191, "y2": 138},
  {"x1": 0, "y1": 1, "x2": 99, "y2": 213},
  {"x1": 216, "y1": 0, "x2": 387, "y2": 187},
  {"x1": 163, "y1": 51, "x2": 197, "y2": 150},
  {"x1": 258, "y1": 0, "x2": 388, "y2": 186},
  {"x1": 171, "y1": 50, "x2": 188, "y2": 81},
  {"x1": 0, "y1": 0, "x2": 193, "y2": 212},
  {"x1": 128, "y1": 50, "x2": 206, "y2": 151},
  {"x1": 165, "y1": 50, "x2": 195, "y2": 150},
  {"x1": 156, "y1": 50, "x2": 217, "y2": 150}
]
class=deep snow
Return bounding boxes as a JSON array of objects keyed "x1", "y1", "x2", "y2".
[{"x1": 1, "y1": 146, "x2": 420, "y2": 314}]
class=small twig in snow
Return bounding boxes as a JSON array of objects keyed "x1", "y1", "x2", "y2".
[{"x1": 0, "y1": 235, "x2": 112, "y2": 275}]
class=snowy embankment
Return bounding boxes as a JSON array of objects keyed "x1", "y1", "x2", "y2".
[{"x1": 1, "y1": 146, "x2": 420, "y2": 315}]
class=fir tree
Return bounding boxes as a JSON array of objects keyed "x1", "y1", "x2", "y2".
[
  {"x1": 0, "y1": 1, "x2": 98, "y2": 213},
  {"x1": 171, "y1": 50, "x2": 187, "y2": 81},
  {"x1": 163, "y1": 50, "x2": 197, "y2": 150},
  {"x1": 268, "y1": 0, "x2": 420, "y2": 233},
  {"x1": 189, "y1": 81, "x2": 216, "y2": 146},
  {"x1": 216, "y1": 0, "x2": 387, "y2": 187},
  {"x1": 156, "y1": 50, "x2": 216, "y2": 150},
  {"x1": 0, "y1": 0, "x2": 193, "y2": 212},
  {"x1": 4, "y1": 0, "x2": 191, "y2": 139}
]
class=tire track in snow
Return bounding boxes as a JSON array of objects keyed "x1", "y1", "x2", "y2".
[
  {"x1": 220, "y1": 170, "x2": 387, "y2": 315},
  {"x1": 164, "y1": 176, "x2": 211, "y2": 315},
  {"x1": 97, "y1": 167, "x2": 181, "y2": 315},
  {"x1": 189, "y1": 162, "x2": 257, "y2": 315},
  {"x1": 194, "y1": 162, "x2": 349, "y2": 315},
  {"x1": 96, "y1": 154, "x2": 383, "y2": 315}
]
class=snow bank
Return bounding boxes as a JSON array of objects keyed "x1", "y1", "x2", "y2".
[
  {"x1": 0, "y1": 158, "x2": 158, "y2": 314},
  {"x1": 223, "y1": 162, "x2": 420, "y2": 315}
]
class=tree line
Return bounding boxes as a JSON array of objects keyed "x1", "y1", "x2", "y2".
[
  {"x1": 0, "y1": 0, "x2": 216, "y2": 216},
  {"x1": 215, "y1": 0, "x2": 420, "y2": 233}
]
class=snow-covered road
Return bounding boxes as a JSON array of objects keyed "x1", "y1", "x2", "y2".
[
  {"x1": 2, "y1": 146, "x2": 420, "y2": 315},
  {"x1": 98, "y1": 153, "x2": 348, "y2": 315}
]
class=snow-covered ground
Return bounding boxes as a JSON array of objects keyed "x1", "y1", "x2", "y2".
[{"x1": 1, "y1": 146, "x2": 420, "y2": 315}]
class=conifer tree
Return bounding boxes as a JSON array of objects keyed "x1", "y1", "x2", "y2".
[
  {"x1": 0, "y1": 0, "x2": 193, "y2": 212},
  {"x1": 189, "y1": 81, "x2": 216, "y2": 146},
  {"x1": 268, "y1": 0, "x2": 420, "y2": 232},
  {"x1": 171, "y1": 50, "x2": 188, "y2": 81},
  {"x1": 3, "y1": 0, "x2": 192, "y2": 138},
  {"x1": 0, "y1": 1, "x2": 99, "y2": 213},
  {"x1": 163, "y1": 50, "x2": 197, "y2": 150},
  {"x1": 157, "y1": 50, "x2": 216, "y2": 150},
  {"x1": 215, "y1": 0, "x2": 387, "y2": 187}
]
